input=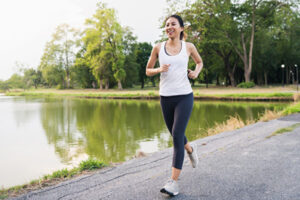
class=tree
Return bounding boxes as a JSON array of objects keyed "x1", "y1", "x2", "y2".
[
  {"x1": 122, "y1": 27, "x2": 139, "y2": 88},
  {"x1": 136, "y1": 42, "x2": 152, "y2": 89},
  {"x1": 51, "y1": 24, "x2": 80, "y2": 88},
  {"x1": 0, "y1": 80, "x2": 10, "y2": 91},
  {"x1": 23, "y1": 68, "x2": 42, "y2": 89},
  {"x1": 71, "y1": 47, "x2": 96, "y2": 88},
  {"x1": 38, "y1": 40, "x2": 65, "y2": 88},
  {"x1": 38, "y1": 24, "x2": 80, "y2": 88},
  {"x1": 83, "y1": 3, "x2": 126, "y2": 89},
  {"x1": 6, "y1": 74, "x2": 24, "y2": 89}
]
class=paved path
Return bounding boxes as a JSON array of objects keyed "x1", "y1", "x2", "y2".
[{"x1": 13, "y1": 114, "x2": 300, "y2": 200}]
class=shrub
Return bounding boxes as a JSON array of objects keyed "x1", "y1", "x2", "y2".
[
  {"x1": 56, "y1": 84, "x2": 64, "y2": 89},
  {"x1": 50, "y1": 169, "x2": 69, "y2": 179},
  {"x1": 79, "y1": 158, "x2": 106, "y2": 171},
  {"x1": 237, "y1": 81, "x2": 255, "y2": 88}
]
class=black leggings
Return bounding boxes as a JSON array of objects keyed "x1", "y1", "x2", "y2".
[{"x1": 160, "y1": 92, "x2": 194, "y2": 170}]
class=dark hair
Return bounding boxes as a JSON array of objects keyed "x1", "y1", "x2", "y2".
[{"x1": 166, "y1": 14, "x2": 184, "y2": 40}]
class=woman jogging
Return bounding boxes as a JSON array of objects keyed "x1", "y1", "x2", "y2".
[{"x1": 146, "y1": 14, "x2": 203, "y2": 196}]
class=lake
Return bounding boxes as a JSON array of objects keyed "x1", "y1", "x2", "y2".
[{"x1": 0, "y1": 95, "x2": 289, "y2": 188}]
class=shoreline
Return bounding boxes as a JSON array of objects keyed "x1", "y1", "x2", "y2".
[
  {"x1": 1, "y1": 89, "x2": 300, "y2": 199},
  {"x1": 1, "y1": 103, "x2": 299, "y2": 199},
  {"x1": 4, "y1": 113, "x2": 300, "y2": 199},
  {"x1": 4, "y1": 89, "x2": 299, "y2": 102}
]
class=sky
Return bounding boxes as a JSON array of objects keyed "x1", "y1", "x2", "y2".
[{"x1": 0, "y1": 0, "x2": 169, "y2": 80}]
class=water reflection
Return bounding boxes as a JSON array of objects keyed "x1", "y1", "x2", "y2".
[
  {"x1": 40, "y1": 99, "x2": 169, "y2": 164},
  {"x1": 39, "y1": 98, "x2": 287, "y2": 164},
  {"x1": 0, "y1": 96, "x2": 289, "y2": 188}
]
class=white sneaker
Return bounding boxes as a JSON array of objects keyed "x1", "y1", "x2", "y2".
[
  {"x1": 160, "y1": 179, "x2": 179, "y2": 196},
  {"x1": 188, "y1": 143, "x2": 198, "y2": 168}
]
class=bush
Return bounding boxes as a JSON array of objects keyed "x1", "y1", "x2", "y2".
[
  {"x1": 50, "y1": 169, "x2": 69, "y2": 178},
  {"x1": 79, "y1": 158, "x2": 106, "y2": 171},
  {"x1": 56, "y1": 84, "x2": 64, "y2": 89},
  {"x1": 237, "y1": 82, "x2": 255, "y2": 88}
]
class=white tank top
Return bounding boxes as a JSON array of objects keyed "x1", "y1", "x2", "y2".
[{"x1": 158, "y1": 41, "x2": 193, "y2": 96}]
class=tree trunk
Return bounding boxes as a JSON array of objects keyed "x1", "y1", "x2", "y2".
[
  {"x1": 66, "y1": 70, "x2": 70, "y2": 88},
  {"x1": 227, "y1": 0, "x2": 258, "y2": 83},
  {"x1": 62, "y1": 77, "x2": 65, "y2": 89},
  {"x1": 216, "y1": 74, "x2": 220, "y2": 86},
  {"x1": 244, "y1": 68, "x2": 251, "y2": 82},
  {"x1": 286, "y1": 66, "x2": 289, "y2": 85},
  {"x1": 228, "y1": 72, "x2": 236, "y2": 87},
  {"x1": 247, "y1": 0, "x2": 256, "y2": 83},
  {"x1": 118, "y1": 80, "x2": 122, "y2": 89},
  {"x1": 220, "y1": 50, "x2": 236, "y2": 87},
  {"x1": 141, "y1": 78, "x2": 144, "y2": 89},
  {"x1": 151, "y1": 77, "x2": 155, "y2": 87},
  {"x1": 105, "y1": 80, "x2": 109, "y2": 90},
  {"x1": 99, "y1": 79, "x2": 103, "y2": 90},
  {"x1": 264, "y1": 70, "x2": 268, "y2": 85}
]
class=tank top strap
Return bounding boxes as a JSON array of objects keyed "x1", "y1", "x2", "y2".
[
  {"x1": 160, "y1": 41, "x2": 166, "y2": 54},
  {"x1": 181, "y1": 41, "x2": 187, "y2": 56}
]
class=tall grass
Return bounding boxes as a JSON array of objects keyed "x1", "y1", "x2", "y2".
[
  {"x1": 259, "y1": 109, "x2": 282, "y2": 122},
  {"x1": 205, "y1": 102, "x2": 300, "y2": 137},
  {"x1": 206, "y1": 115, "x2": 255, "y2": 136},
  {"x1": 282, "y1": 102, "x2": 300, "y2": 115}
]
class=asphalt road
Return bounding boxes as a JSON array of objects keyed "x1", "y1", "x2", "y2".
[{"x1": 13, "y1": 113, "x2": 300, "y2": 200}]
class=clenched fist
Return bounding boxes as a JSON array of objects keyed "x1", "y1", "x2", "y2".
[{"x1": 159, "y1": 64, "x2": 171, "y2": 73}]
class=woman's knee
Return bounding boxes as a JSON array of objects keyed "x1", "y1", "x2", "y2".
[{"x1": 172, "y1": 132, "x2": 185, "y2": 146}]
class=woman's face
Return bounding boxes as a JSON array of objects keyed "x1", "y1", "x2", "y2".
[{"x1": 165, "y1": 17, "x2": 183, "y2": 39}]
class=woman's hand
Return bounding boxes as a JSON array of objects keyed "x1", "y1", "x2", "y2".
[
  {"x1": 188, "y1": 69, "x2": 200, "y2": 79},
  {"x1": 159, "y1": 64, "x2": 171, "y2": 73}
]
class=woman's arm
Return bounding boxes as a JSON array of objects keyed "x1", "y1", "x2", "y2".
[
  {"x1": 187, "y1": 43, "x2": 203, "y2": 79},
  {"x1": 146, "y1": 43, "x2": 170, "y2": 76}
]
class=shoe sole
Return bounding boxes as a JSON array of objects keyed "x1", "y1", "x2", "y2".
[
  {"x1": 190, "y1": 145, "x2": 198, "y2": 168},
  {"x1": 160, "y1": 188, "x2": 179, "y2": 196}
]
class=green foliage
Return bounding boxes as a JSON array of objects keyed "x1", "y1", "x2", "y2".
[
  {"x1": 6, "y1": 74, "x2": 25, "y2": 89},
  {"x1": 136, "y1": 42, "x2": 152, "y2": 89},
  {"x1": 0, "y1": 80, "x2": 10, "y2": 91},
  {"x1": 3, "y1": 0, "x2": 299, "y2": 89},
  {"x1": 71, "y1": 49, "x2": 96, "y2": 88},
  {"x1": 50, "y1": 169, "x2": 69, "y2": 179},
  {"x1": 83, "y1": 3, "x2": 126, "y2": 89},
  {"x1": 237, "y1": 82, "x2": 255, "y2": 88},
  {"x1": 79, "y1": 158, "x2": 106, "y2": 171},
  {"x1": 283, "y1": 102, "x2": 300, "y2": 115},
  {"x1": 122, "y1": 28, "x2": 139, "y2": 88},
  {"x1": 267, "y1": 123, "x2": 300, "y2": 138},
  {"x1": 23, "y1": 68, "x2": 42, "y2": 89},
  {"x1": 38, "y1": 24, "x2": 80, "y2": 88},
  {"x1": 0, "y1": 194, "x2": 8, "y2": 200}
]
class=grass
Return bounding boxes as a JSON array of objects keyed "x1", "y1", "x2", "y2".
[
  {"x1": 266, "y1": 123, "x2": 300, "y2": 139},
  {"x1": 259, "y1": 109, "x2": 283, "y2": 122},
  {"x1": 5, "y1": 87, "x2": 299, "y2": 101},
  {"x1": 0, "y1": 158, "x2": 106, "y2": 199},
  {"x1": 200, "y1": 92, "x2": 294, "y2": 98},
  {"x1": 206, "y1": 115, "x2": 255, "y2": 136},
  {"x1": 282, "y1": 102, "x2": 300, "y2": 115},
  {"x1": 205, "y1": 101, "x2": 300, "y2": 137}
]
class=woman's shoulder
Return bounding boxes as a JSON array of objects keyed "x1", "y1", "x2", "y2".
[
  {"x1": 185, "y1": 42, "x2": 196, "y2": 49},
  {"x1": 185, "y1": 42, "x2": 198, "y2": 53},
  {"x1": 154, "y1": 42, "x2": 162, "y2": 48},
  {"x1": 153, "y1": 42, "x2": 163, "y2": 53}
]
